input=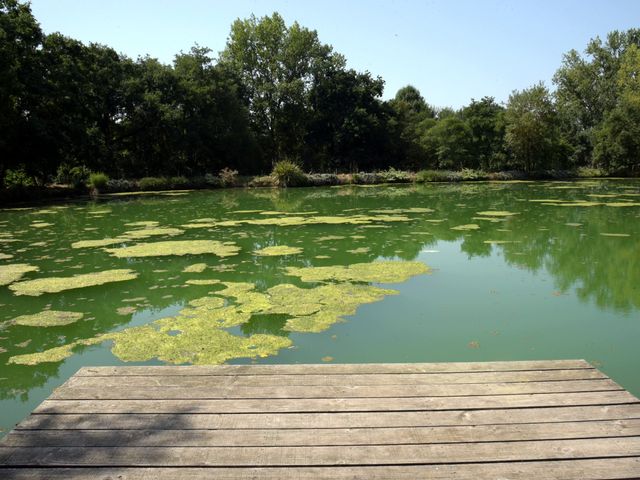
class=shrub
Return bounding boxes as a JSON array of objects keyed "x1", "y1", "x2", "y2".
[
  {"x1": 378, "y1": 167, "x2": 412, "y2": 183},
  {"x1": 576, "y1": 166, "x2": 607, "y2": 178},
  {"x1": 336, "y1": 173, "x2": 354, "y2": 185},
  {"x1": 271, "y1": 160, "x2": 306, "y2": 187},
  {"x1": 219, "y1": 167, "x2": 239, "y2": 187},
  {"x1": 353, "y1": 172, "x2": 380, "y2": 184},
  {"x1": 138, "y1": 177, "x2": 170, "y2": 191},
  {"x1": 204, "y1": 173, "x2": 222, "y2": 187},
  {"x1": 106, "y1": 178, "x2": 137, "y2": 192},
  {"x1": 487, "y1": 170, "x2": 526, "y2": 181},
  {"x1": 168, "y1": 176, "x2": 190, "y2": 189},
  {"x1": 3, "y1": 167, "x2": 34, "y2": 189},
  {"x1": 55, "y1": 163, "x2": 72, "y2": 184},
  {"x1": 68, "y1": 166, "x2": 91, "y2": 188},
  {"x1": 459, "y1": 168, "x2": 488, "y2": 181},
  {"x1": 416, "y1": 170, "x2": 453, "y2": 182},
  {"x1": 88, "y1": 172, "x2": 109, "y2": 190},
  {"x1": 247, "y1": 175, "x2": 276, "y2": 187},
  {"x1": 305, "y1": 173, "x2": 339, "y2": 186}
]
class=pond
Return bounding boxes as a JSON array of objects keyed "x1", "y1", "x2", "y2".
[{"x1": 1, "y1": 179, "x2": 640, "y2": 437}]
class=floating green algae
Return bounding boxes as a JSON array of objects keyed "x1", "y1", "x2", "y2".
[
  {"x1": 9, "y1": 309, "x2": 290, "y2": 365},
  {"x1": 105, "y1": 240, "x2": 241, "y2": 258},
  {"x1": 542, "y1": 201, "x2": 602, "y2": 207},
  {"x1": 183, "y1": 263, "x2": 207, "y2": 273},
  {"x1": 108, "y1": 324, "x2": 290, "y2": 365},
  {"x1": 120, "y1": 227, "x2": 184, "y2": 239},
  {"x1": 8, "y1": 336, "x2": 103, "y2": 365},
  {"x1": 181, "y1": 222, "x2": 218, "y2": 229},
  {"x1": 9, "y1": 343, "x2": 77, "y2": 365},
  {"x1": 317, "y1": 235, "x2": 346, "y2": 241},
  {"x1": 254, "y1": 245, "x2": 303, "y2": 256},
  {"x1": 451, "y1": 224, "x2": 480, "y2": 231},
  {"x1": 124, "y1": 221, "x2": 160, "y2": 227},
  {"x1": 0, "y1": 253, "x2": 14, "y2": 260},
  {"x1": 476, "y1": 211, "x2": 518, "y2": 217},
  {"x1": 12, "y1": 310, "x2": 83, "y2": 327},
  {"x1": 605, "y1": 202, "x2": 640, "y2": 207},
  {"x1": 71, "y1": 238, "x2": 124, "y2": 249},
  {"x1": 369, "y1": 207, "x2": 434, "y2": 214},
  {"x1": 347, "y1": 247, "x2": 370, "y2": 254},
  {"x1": 30, "y1": 222, "x2": 53, "y2": 228},
  {"x1": 181, "y1": 214, "x2": 411, "y2": 229},
  {"x1": 186, "y1": 279, "x2": 221, "y2": 285},
  {"x1": 9, "y1": 269, "x2": 138, "y2": 296},
  {"x1": 0, "y1": 264, "x2": 39, "y2": 286},
  {"x1": 268, "y1": 283, "x2": 399, "y2": 333},
  {"x1": 286, "y1": 261, "x2": 429, "y2": 284},
  {"x1": 116, "y1": 306, "x2": 137, "y2": 316}
]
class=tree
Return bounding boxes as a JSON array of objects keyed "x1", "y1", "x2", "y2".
[
  {"x1": 389, "y1": 85, "x2": 436, "y2": 169},
  {"x1": 220, "y1": 12, "x2": 344, "y2": 166},
  {"x1": 172, "y1": 46, "x2": 257, "y2": 174},
  {"x1": 0, "y1": 0, "x2": 43, "y2": 180},
  {"x1": 504, "y1": 83, "x2": 560, "y2": 171},
  {"x1": 460, "y1": 97, "x2": 506, "y2": 170},
  {"x1": 306, "y1": 69, "x2": 391, "y2": 171},
  {"x1": 593, "y1": 45, "x2": 640, "y2": 173},
  {"x1": 554, "y1": 29, "x2": 640, "y2": 166},
  {"x1": 422, "y1": 115, "x2": 473, "y2": 170}
]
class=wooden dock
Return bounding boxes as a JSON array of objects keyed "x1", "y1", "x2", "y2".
[{"x1": 1, "y1": 359, "x2": 640, "y2": 479}]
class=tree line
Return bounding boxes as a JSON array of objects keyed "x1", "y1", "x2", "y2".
[{"x1": 1, "y1": 0, "x2": 639, "y2": 188}]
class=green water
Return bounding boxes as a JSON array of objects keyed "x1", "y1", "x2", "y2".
[{"x1": 1, "y1": 180, "x2": 640, "y2": 436}]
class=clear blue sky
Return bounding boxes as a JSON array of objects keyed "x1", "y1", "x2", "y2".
[{"x1": 29, "y1": 0, "x2": 640, "y2": 108}]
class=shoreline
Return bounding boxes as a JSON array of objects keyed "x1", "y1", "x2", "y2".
[{"x1": 1, "y1": 169, "x2": 636, "y2": 207}]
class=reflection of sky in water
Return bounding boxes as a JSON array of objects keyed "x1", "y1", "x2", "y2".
[{"x1": 1, "y1": 180, "x2": 640, "y2": 437}]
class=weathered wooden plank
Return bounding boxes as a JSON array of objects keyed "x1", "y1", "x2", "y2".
[
  {"x1": 4, "y1": 420, "x2": 640, "y2": 447},
  {"x1": 58, "y1": 376, "x2": 622, "y2": 399},
  {"x1": 1, "y1": 458, "x2": 640, "y2": 479},
  {"x1": 18, "y1": 404, "x2": 640, "y2": 430},
  {"x1": 75, "y1": 360, "x2": 593, "y2": 376},
  {"x1": 2, "y1": 437, "x2": 640, "y2": 466},
  {"x1": 45, "y1": 379, "x2": 621, "y2": 401},
  {"x1": 33, "y1": 391, "x2": 640, "y2": 414},
  {"x1": 57, "y1": 369, "x2": 607, "y2": 392}
]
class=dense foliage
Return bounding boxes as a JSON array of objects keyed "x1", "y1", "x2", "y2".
[{"x1": 1, "y1": 1, "x2": 639, "y2": 189}]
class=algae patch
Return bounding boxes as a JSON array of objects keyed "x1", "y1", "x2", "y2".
[
  {"x1": 254, "y1": 246, "x2": 303, "y2": 256},
  {"x1": 451, "y1": 224, "x2": 480, "y2": 231},
  {"x1": 286, "y1": 261, "x2": 429, "y2": 284},
  {"x1": 105, "y1": 240, "x2": 240, "y2": 258},
  {"x1": 476, "y1": 211, "x2": 518, "y2": 217},
  {"x1": 9, "y1": 269, "x2": 138, "y2": 296},
  {"x1": 183, "y1": 263, "x2": 208, "y2": 273},
  {"x1": 0, "y1": 264, "x2": 39, "y2": 286},
  {"x1": 11, "y1": 310, "x2": 83, "y2": 327}
]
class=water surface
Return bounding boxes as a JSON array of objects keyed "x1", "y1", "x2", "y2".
[{"x1": 1, "y1": 180, "x2": 639, "y2": 436}]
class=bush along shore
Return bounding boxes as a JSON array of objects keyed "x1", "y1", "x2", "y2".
[{"x1": 0, "y1": 163, "x2": 620, "y2": 205}]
